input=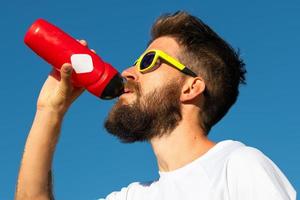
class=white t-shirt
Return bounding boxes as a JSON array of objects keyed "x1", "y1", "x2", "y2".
[{"x1": 99, "y1": 140, "x2": 296, "y2": 200}]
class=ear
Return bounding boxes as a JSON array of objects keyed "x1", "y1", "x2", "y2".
[{"x1": 180, "y1": 77, "x2": 206, "y2": 102}]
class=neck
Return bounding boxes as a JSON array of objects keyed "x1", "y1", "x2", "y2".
[{"x1": 150, "y1": 119, "x2": 215, "y2": 172}]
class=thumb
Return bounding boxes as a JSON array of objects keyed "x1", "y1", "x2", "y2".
[{"x1": 59, "y1": 63, "x2": 73, "y2": 94}]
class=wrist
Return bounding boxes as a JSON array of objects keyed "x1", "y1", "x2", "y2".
[{"x1": 30, "y1": 108, "x2": 64, "y2": 145}]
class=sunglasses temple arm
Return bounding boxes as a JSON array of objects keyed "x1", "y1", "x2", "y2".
[{"x1": 182, "y1": 67, "x2": 198, "y2": 77}]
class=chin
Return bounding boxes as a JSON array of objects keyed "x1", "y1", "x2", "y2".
[{"x1": 119, "y1": 93, "x2": 136, "y2": 105}]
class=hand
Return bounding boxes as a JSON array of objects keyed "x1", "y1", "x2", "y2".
[{"x1": 36, "y1": 40, "x2": 93, "y2": 115}]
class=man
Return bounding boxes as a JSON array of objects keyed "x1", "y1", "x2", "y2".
[{"x1": 15, "y1": 11, "x2": 296, "y2": 200}]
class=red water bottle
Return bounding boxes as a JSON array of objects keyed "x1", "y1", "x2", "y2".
[{"x1": 24, "y1": 19, "x2": 124, "y2": 99}]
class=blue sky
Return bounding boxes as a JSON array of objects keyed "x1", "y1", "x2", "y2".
[{"x1": 0, "y1": 0, "x2": 299, "y2": 199}]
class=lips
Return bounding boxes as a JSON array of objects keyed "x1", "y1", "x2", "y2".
[
  {"x1": 124, "y1": 87, "x2": 136, "y2": 94},
  {"x1": 124, "y1": 88, "x2": 132, "y2": 93},
  {"x1": 123, "y1": 80, "x2": 139, "y2": 95},
  {"x1": 119, "y1": 88, "x2": 133, "y2": 99}
]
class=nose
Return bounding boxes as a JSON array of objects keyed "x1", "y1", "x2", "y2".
[{"x1": 121, "y1": 66, "x2": 139, "y2": 81}]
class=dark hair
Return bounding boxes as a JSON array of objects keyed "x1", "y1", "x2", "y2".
[{"x1": 150, "y1": 11, "x2": 246, "y2": 134}]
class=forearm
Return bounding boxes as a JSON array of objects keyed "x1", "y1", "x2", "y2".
[{"x1": 15, "y1": 110, "x2": 63, "y2": 200}]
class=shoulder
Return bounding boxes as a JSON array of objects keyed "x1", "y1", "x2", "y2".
[
  {"x1": 226, "y1": 145, "x2": 275, "y2": 185},
  {"x1": 225, "y1": 145, "x2": 296, "y2": 200},
  {"x1": 226, "y1": 145, "x2": 286, "y2": 185},
  {"x1": 228, "y1": 145, "x2": 271, "y2": 168}
]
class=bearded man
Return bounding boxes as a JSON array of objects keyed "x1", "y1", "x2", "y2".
[{"x1": 15, "y1": 11, "x2": 296, "y2": 200}]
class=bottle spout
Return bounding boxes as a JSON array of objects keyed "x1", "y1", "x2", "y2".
[{"x1": 100, "y1": 73, "x2": 125, "y2": 100}]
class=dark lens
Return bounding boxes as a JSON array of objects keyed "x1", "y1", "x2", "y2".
[{"x1": 140, "y1": 52, "x2": 155, "y2": 70}]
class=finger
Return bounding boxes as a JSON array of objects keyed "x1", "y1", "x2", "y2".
[
  {"x1": 59, "y1": 63, "x2": 73, "y2": 94},
  {"x1": 78, "y1": 39, "x2": 88, "y2": 47}
]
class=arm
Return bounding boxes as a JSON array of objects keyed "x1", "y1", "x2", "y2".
[
  {"x1": 15, "y1": 40, "x2": 89, "y2": 200},
  {"x1": 15, "y1": 109, "x2": 64, "y2": 200}
]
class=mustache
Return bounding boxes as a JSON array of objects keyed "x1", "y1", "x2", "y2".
[{"x1": 124, "y1": 80, "x2": 141, "y2": 94}]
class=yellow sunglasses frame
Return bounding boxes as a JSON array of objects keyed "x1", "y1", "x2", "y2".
[{"x1": 135, "y1": 49, "x2": 197, "y2": 77}]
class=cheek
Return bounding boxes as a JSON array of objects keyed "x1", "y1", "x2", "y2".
[
  {"x1": 140, "y1": 72, "x2": 175, "y2": 95},
  {"x1": 140, "y1": 78, "x2": 162, "y2": 96}
]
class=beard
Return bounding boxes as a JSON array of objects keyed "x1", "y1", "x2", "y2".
[{"x1": 104, "y1": 78, "x2": 183, "y2": 143}]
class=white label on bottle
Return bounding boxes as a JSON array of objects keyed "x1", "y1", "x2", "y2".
[{"x1": 71, "y1": 54, "x2": 94, "y2": 73}]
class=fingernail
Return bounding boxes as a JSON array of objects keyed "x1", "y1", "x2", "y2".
[{"x1": 64, "y1": 65, "x2": 72, "y2": 73}]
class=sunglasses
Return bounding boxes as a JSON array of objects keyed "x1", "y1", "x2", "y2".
[{"x1": 134, "y1": 49, "x2": 197, "y2": 77}]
